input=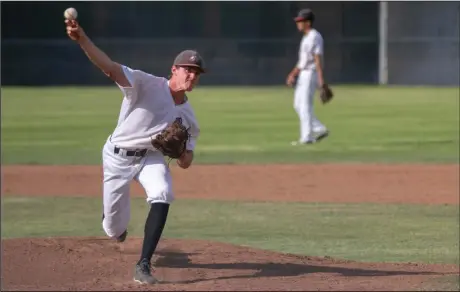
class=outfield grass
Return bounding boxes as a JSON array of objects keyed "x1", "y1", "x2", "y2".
[
  {"x1": 2, "y1": 196, "x2": 458, "y2": 265},
  {"x1": 1, "y1": 86, "x2": 459, "y2": 164}
]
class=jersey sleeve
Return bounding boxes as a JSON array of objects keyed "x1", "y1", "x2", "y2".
[
  {"x1": 313, "y1": 34, "x2": 324, "y2": 56},
  {"x1": 185, "y1": 113, "x2": 200, "y2": 151},
  {"x1": 116, "y1": 65, "x2": 154, "y2": 102},
  {"x1": 177, "y1": 104, "x2": 200, "y2": 151},
  {"x1": 187, "y1": 125, "x2": 200, "y2": 151}
]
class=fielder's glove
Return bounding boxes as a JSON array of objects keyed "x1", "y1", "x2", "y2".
[
  {"x1": 319, "y1": 84, "x2": 334, "y2": 104},
  {"x1": 151, "y1": 119, "x2": 190, "y2": 159}
]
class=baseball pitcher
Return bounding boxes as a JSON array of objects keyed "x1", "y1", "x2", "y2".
[
  {"x1": 65, "y1": 18, "x2": 204, "y2": 284},
  {"x1": 286, "y1": 8, "x2": 333, "y2": 145}
]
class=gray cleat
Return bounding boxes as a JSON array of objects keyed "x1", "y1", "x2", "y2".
[
  {"x1": 315, "y1": 131, "x2": 329, "y2": 142},
  {"x1": 133, "y1": 259, "x2": 159, "y2": 284},
  {"x1": 116, "y1": 230, "x2": 127, "y2": 243},
  {"x1": 292, "y1": 131, "x2": 330, "y2": 145}
]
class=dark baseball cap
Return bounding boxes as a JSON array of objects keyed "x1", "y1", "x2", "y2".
[
  {"x1": 173, "y1": 50, "x2": 206, "y2": 73},
  {"x1": 294, "y1": 8, "x2": 315, "y2": 22}
]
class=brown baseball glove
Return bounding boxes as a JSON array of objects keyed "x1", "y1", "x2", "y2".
[
  {"x1": 319, "y1": 84, "x2": 334, "y2": 104},
  {"x1": 151, "y1": 119, "x2": 190, "y2": 159}
]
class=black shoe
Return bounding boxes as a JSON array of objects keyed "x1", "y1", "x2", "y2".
[
  {"x1": 134, "y1": 259, "x2": 158, "y2": 284},
  {"x1": 116, "y1": 230, "x2": 128, "y2": 243}
]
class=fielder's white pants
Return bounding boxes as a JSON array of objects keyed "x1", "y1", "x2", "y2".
[
  {"x1": 294, "y1": 70, "x2": 327, "y2": 142},
  {"x1": 101, "y1": 137, "x2": 173, "y2": 239}
]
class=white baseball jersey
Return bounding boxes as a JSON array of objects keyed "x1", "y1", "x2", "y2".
[
  {"x1": 101, "y1": 66, "x2": 201, "y2": 239},
  {"x1": 296, "y1": 28, "x2": 324, "y2": 72},
  {"x1": 109, "y1": 65, "x2": 176, "y2": 150}
]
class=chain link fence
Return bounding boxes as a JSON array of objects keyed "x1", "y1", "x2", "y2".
[
  {"x1": 387, "y1": 2, "x2": 459, "y2": 86},
  {"x1": 1, "y1": 37, "x2": 378, "y2": 86},
  {"x1": 1, "y1": 1, "x2": 457, "y2": 86}
]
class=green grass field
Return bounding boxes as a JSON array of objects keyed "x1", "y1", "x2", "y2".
[
  {"x1": 2, "y1": 197, "x2": 459, "y2": 265},
  {"x1": 1, "y1": 85, "x2": 459, "y2": 282},
  {"x1": 2, "y1": 86, "x2": 459, "y2": 164}
]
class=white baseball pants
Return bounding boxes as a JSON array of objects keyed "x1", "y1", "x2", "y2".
[
  {"x1": 101, "y1": 137, "x2": 173, "y2": 239},
  {"x1": 294, "y1": 70, "x2": 327, "y2": 142}
]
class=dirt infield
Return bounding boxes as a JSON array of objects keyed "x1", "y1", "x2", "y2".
[
  {"x1": 2, "y1": 164, "x2": 459, "y2": 204},
  {"x1": 1, "y1": 164, "x2": 459, "y2": 291}
]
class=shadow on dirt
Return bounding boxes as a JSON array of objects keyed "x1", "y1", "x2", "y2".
[{"x1": 154, "y1": 250, "x2": 448, "y2": 284}]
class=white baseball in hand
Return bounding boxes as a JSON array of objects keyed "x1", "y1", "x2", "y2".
[{"x1": 64, "y1": 7, "x2": 78, "y2": 20}]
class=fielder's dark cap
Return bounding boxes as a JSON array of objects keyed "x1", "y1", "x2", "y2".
[
  {"x1": 294, "y1": 8, "x2": 315, "y2": 22},
  {"x1": 173, "y1": 50, "x2": 206, "y2": 73}
]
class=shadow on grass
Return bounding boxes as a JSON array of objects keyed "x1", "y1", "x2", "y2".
[
  {"x1": 385, "y1": 139, "x2": 458, "y2": 146},
  {"x1": 154, "y1": 250, "x2": 451, "y2": 284}
]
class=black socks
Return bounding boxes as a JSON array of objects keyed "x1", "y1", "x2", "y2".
[{"x1": 138, "y1": 202, "x2": 170, "y2": 264}]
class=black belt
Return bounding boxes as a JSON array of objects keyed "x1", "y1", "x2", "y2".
[{"x1": 114, "y1": 147, "x2": 147, "y2": 157}]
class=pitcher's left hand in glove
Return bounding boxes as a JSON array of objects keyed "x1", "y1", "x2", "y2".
[
  {"x1": 319, "y1": 84, "x2": 334, "y2": 104},
  {"x1": 152, "y1": 119, "x2": 190, "y2": 159}
]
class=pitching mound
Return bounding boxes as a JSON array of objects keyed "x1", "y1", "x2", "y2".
[{"x1": 2, "y1": 237, "x2": 458, "y2": 291}]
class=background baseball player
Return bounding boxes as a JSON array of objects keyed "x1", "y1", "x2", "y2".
[
  {"x1": 65, "y1": 18, "x2": 204, "y2": 284},
  {"x1": 286, "y1": 8, "x2": 333, "y2": 145}
]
